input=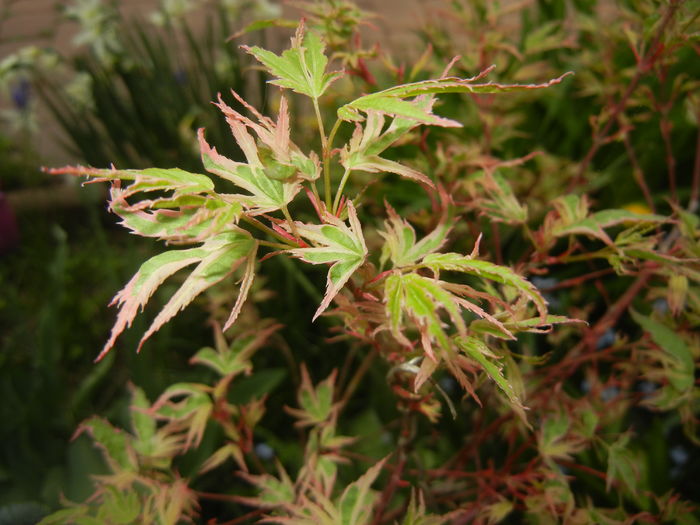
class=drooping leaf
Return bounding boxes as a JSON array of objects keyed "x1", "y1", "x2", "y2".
[
  {"x1": 110, "y1": 190, "x2": 242, "y2": 243},
  {"x1": 337, "y1": 457, "x2": 387, "y2": 525},
  {"x1": 379, "y1": 201, "x2": 452, "y2": 269},
  {"x1": 421, "y1": 253, "x2": 547, "y2": 319},
  {"x1": 606, "y1": 434, "x2": 639, "y2": 494},
  {"x1": 152, "y1": 383, "x2": 213, "y2": 450},
  {"x1": 46, "y1": 165, "x2": 214, "y2": 200},
  {"x1": 630, "y1": 310, "x2": 694, "y2": 391},
  {"x1": 288, "y1": 201, "x2": 367, "y2": 320},
  {"x1": 74, "y1": 417, "x2": 138, "y2": 473},
  {"x1": 385, "y1": 273, "x2": 463, "y2": 360},
  {"x1": 242, "y1": 21, "x2": 342, "y2": 99},
  {"x1": 455, "y1": 336, "x2": 525, "y2": 414},
  {"x1": 98, "y1": 230, "x2": 256, "y2": 360},
  {"x1": 339, "y1": 66, "x2": 572, "y2": 124}
]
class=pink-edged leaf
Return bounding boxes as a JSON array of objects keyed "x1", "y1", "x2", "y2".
[
  {"x1": 73, "y1": 416, "x2": 138, "y2": 473},
  {"x1": 198, "y1": 128, "x2": 302, "y2": 215},
  {"x1": 152, "y1": 382, "x2": 213, "y2": 450},
  {"x1": 339, "y1": 66, "x2": 572, "y2": 124},
  {"x1": 553, "y1": 208, "x2": 668, "y2": 244},
  {"x1": 337, "y1": 456, "x2": 388, "y2": 525},
  {"x1": 288, "y1": 201, "x2": 368, "y2": 320},
  {"x1": 46, "y1": 165, "x2": 214, "y2": 198},
  {"x1": 379, "y1": 201, "x2": 451, "y2": 268},
  {"x1": 454, "y1": 336, "x2": 526, "y2": 417},
  {"x1": 97, "y1": 230, "x2": 256, "y2": 361},
  {"x1": 420, "y1": 253, "x2": 548, "y2": 320},
  {"x1": 215, "y1": 93, "x2": 320, "y2": 182},
  {"x1": 110, "y1": 188, "x2": 242, "y2": 243}
]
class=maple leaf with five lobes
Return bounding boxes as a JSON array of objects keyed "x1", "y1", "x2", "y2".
[
  {"x1": 199, "y1": 93, "x2": 319, "y2": 215},
  {"x1": 96, "y1": 229, "x2": 257, "y2": 361},
  {"x1": 242, "y1": 21, "x2": 342, "y2": 100},
  {"x1": 379, "y1": 199, "x2": 452, "y2": 269},
  {"x1": 340, "y1": 109, "x2": 434, "y2": 187},
  {"x1": 288, "y1": 201, "x2": 368, "y2": 320}
]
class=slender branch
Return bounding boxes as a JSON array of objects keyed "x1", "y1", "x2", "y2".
[
  {"x1": 333, "y1": 167, "x2": 352, "y2": 214},
  {"x1": 241, "y1": 215, "x2": 294, "y2": 245},
  {"x1": 338, "y1": 344, "x2": 378, "y2": 410},
  {"x1": 312, "y1": 97, "x2": 332, "y2": 208},
  {"x1": 323, "y1": 118, "x2": 343, "y2": 212},
  {"x1": 257, "y1": 239, "x2": 290, "y2": 250},
  {"x1": 621, "y1": 127, "x2": 656, "y2": 212},
  {"x1": 568, "y1": 0, "x2": 683, "y2": 190},
  {"x1": 281, "y1": 204, "x2": 300, "y2": 240},
  {"x1": 659, "y1": 109, "x2": 678, "y2": 204},
  {"x1": 690, "y1": 106, "x2": 700, "y2": 212}
]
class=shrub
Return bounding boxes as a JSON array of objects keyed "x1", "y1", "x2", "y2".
[{"x1": 38, "y1": 0, "x2": 700, "y2": 523}]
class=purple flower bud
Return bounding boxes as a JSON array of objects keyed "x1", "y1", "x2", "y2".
[{"x1": 11, "y1": 78, "x2": 31, "y2": 110}]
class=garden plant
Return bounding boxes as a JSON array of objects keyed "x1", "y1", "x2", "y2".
[{"x1": 5, "y1": 0, "x2": 699, "y2": 523}]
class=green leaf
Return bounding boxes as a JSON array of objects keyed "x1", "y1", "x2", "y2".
[
  {"x1": 455, "y1": 336, "x2": 525, "y2": 413},
  {"x1": 339, "y1": 67, "x2": 573, "y2": 124},
  {"x1": 379, "y1": 202, "x2": 451, "y2": 269},
  {"x1": 337, "y1": 457, "x2": 387, "y2": 525},
  {"x1": 286, "y1": 367, "x2": 338, "y2": 427},
  {"x1": 550, "y1": 195, "x2": 667, "y2": 244},
  {"x1": 463, "y1": 170, "x2": 528, "y2": 224},
  {"x1": 97, "y1": 488, "x2": 141, "y2": 524},
  {"x1": 153, "y1": 383, "x2": 213, "y2": 449},
  {"x1": 47, "y1": 165, "x2": 214, "y2": 199},
  {"x1": 539, "y1": 414, "x2": 572, "y2": 460},
  {"x1": 75, "y1": 417, "x2": 137, "y2": 472},
  {"x1": 242, "y1": 22, "x2": 342, "y2": 99},
  {"x1": 289, "y1": 201, "x2": 367, "y2": 319},
  {"x1": 199, "y1": 129, "x2": 301, "y2": 215},
  {"x1": 129, "y1": 385, "x2": 156, "y2": 452},
  {"x1": 191, "y1": 325, "x2": 279, "y2": 378},
  {"x1": 98, "y1": 230, "x2": 256, "y2": 360},
  {"x1": 421, "y1": 253, "x2": 547, "y2": 319},
  {"x1": 606, "y1": 434, "x2": 639, "y2": 493},
  {"x1": 630, "y1": 310, "x2": 694, "y2": 391},
  {"x1": 112, "y1": 193, "x2": 242, "y2": 243}
]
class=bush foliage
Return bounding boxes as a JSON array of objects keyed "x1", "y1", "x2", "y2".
[{"x1": 2, "y1": 0, "x2": 699, "y2": 523}]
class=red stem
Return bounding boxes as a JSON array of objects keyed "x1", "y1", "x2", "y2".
[{"x1": 568, "y1": 0, "x2": 683, "y2": 190}]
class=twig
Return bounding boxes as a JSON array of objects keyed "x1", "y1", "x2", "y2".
[
  {"x1": 568, "y1": 0, "x2": 684, "y2": 190},
  {"x1": 621, "y1": 127, "x2": 656, "y2": 212}
]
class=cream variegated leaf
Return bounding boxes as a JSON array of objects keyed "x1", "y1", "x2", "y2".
[
  {"x1": 288, "y1": 202, "x2": 368, "y2": 320},
  {"x1": 97, "y1": 230, "x2": 257, "y2": 361}
]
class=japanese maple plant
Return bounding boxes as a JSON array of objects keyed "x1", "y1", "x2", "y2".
[{"x1": 40, "y1": 4, "x2": 698, "y2": 523}]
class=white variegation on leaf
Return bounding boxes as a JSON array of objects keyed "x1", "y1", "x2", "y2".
[
  {"x1": 379, "y1": 201, "x2": 451, "y2": 269},
  {"x1": 340, "y1": 110, "x2": 433, "y2": 187},
  {"x1": 110, "y1": 187, "x2": 243, "y2": 244},
  {"x1": 97, "y1": 229, "x2": 257, "y2": 361},
  {"x1": 288, "y1": 201, "x2": 368, "y2": 320},
  {"x1": 339, "y1": 65, "x2": 573, "y2": 124}
]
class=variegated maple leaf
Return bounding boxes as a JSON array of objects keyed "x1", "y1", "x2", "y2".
[
  {"x1": 199, "y1": 92, "x2": 319, "y2": 216},
  {"x1": 97, "y1": 229, "x2": 257, "y2": 361},
  {"x1": 242, "y1": 21, "x2": 343, "y2": 101},
  {"x1": 287, "y1": 201, "x2": 368, "y2": 320},
  {"x1": 340, "y1": 109, "x2": 434, "y2": 187}
]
